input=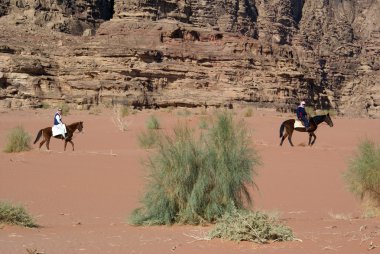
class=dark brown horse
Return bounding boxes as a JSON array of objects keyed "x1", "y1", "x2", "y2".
[
  {"x1": 279, "y1": 114, "x2": 333, "y2": 146},
  {"x1": 34, "y1": 121, "x2": 84, "y2": 151}
]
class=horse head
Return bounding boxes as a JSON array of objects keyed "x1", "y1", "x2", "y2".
[
  {"x1": 325, "y1": 113, "x2": 334, "y2": 127},
  {"x1": 77, "y1": 121, "x2": 84, "y2": 132}
]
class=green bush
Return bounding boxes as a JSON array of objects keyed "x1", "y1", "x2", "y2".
[
  {"x1": 138, "y1": 129, "x2": 161, "y2": 149},
  {"x1": 177, "y1": 108, "x2": 191, "y2": 117},
  {"x1": 58, "y1": 103, "x2": 70, "y2": 116},
  {"x1": 146, "y1": 115, "x2": 160, "y2": 130},
  {"x1": 0, "y1": 202, "x2": 37, "y2": 227},
  {"x1": 41, "y1": 102, "x2": 50, "y2": 109},
  {"x1": 129, "y1": 111, "x2": 260, "y2": 225},
  {"x1": 4, "y1": 126, "x2": 31, "y2": 153},
  {"x1": 344, "y1": 140, "x2": 380, "y2": 209},
  {"x1": 198, "y1": 117, "x2": 209, "y2": 130},
  {"x1": 89, "y1": 106, "x2": 102, "y2": 115},
  {"x1": 305, "y1": 106, "x2": 315, "y2": 117},
  {"x1": 120, "y1": 106, "x2": 130, "y2": 118},
  {"x1": 244, "y1": 107, "x2": 253, "y2": 117},
  {"x1": 208, "y1": 208, "x2": 294, "y2": 243}
]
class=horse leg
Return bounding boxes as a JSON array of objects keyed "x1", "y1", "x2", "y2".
[
  {"x1": 287, "y1": 130, "x2": 294, "y2": 146},
  {"x1": 310, "y1": 133, "x2": 317, "y2": 146},
  {"x1": 39, "y1": 139, "x2": 46, "y2": 149},
  {"x1": 64, "y1": 140, "x2": 68, "y2": 151},
  {"x1": 280, "y1": 133, "x2": 288, "y2": 146},
  {"x1": 46, "y1": 138, "x2": 51, "y2": 150},
  {"x1": 69, "y1": 140, "x2": 74, "y2": 151},
  {"x1": 308, "y1": 133, "x2": 313, "y2": 146}
]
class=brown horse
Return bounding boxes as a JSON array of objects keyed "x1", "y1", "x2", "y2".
[
  {"x1": 33, "y1": 121, "x2": 84, "y2": 151},
  {"x1": 279, "y1": 114, "x2": 333, "y2": 146}
]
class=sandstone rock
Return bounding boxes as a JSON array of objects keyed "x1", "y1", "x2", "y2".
[{"x1": 0, "y1": 0, "x2": 379, "y2": 118}]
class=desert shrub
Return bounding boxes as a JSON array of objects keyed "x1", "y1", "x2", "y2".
[
  {"x1": 89, "y1": 106, "x2": 102, "y2": 115},
  {"x1": 344, "y1": 140, "x2": 380, "y2": 210},
  {"x1": 58, "y1": 103, "x2": 70, "y2": 116},
  {"x1": 165, "y1": 106, "x2": 174, "y2": 113},
  {"x1": 208, "y1": 208, "x2": 294, "y2": 243},
  {"x1": 199, "y1": 108, "x2": 208, "y2": 115},
  {"x1": 4, "y1": 126, "x2": 31, "y2": 153},
  {"x1": 305, "y1": 106, "x2": 315, "y2": 117},
  {"x1": 0, "y1": 202, "x2": 37, "y2": 227},
  {"x1": 41, "y1": 102, "x2": 50, "y2": 109},
  {"x1": 112, "y1": 107, "x2": 130, "y2": 131},
  {"x1": 198, "y1": 117, "x2": 208, "y2": 129},
  {"x1": 244, "y1": 107, "x2": 253, "y2": 117},
  {"x1": 177, "y1": 108, "x2": 191, "y2": 117},
  {"x1": 146, "y1": 115, "x2": 160, "y2": 130},
  {"x1": 315, "y1": 109, "x2": 337, "y2": 117},
  {"x1": 138, "y1": 129, "x2": 161, "y2": 149},
  {"x1": 129, "y1": 111, "x2": 260, "y2": 225},
  {"x1": 120, "y1": 105, "x2": 130, "y2": 118}
]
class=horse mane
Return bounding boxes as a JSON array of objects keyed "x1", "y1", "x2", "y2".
[
  {"x1": 311, "y1": 114, "x2": 327, "y2": 124},
  {"x1": 67, "y1": 121, "x2": 82, "y2": 127}
]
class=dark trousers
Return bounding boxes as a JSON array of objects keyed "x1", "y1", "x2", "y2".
[{"x1": 300, "y1": 116, "x2": 309, "y2": 128}]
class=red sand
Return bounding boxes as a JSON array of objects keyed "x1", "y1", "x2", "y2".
[{"x1": 1, "y1": 108, "x2": 379, "y2": 254}]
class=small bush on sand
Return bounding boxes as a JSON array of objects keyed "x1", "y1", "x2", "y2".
[
  {"x1": 344, "y1": 140, "x2": 380, "y2": 214},
  {"x1": 120, "y1": 105, "x2": 130, "y2": 118},
  {"x1": 208, "y1": 208, "x2": 294, "y2": 243},
  {"x1": 177, "y1": 108, "x2": 191, "y2": 117},
  {"x1": 58, "y1": 103, "x2": 70, "y2": 116},
  {"x1": 89, "y1": 106, "x2": 102, "y2": 115},
  {"x1": 305, "y1": 106, "x2": 315, "y2": 117},
  {"x1": 4, "y1": 126, "x2": 31, "y2": 153},
  {"x1": 146, "y1": 115, "x2": 160, "y2": 130},
  {"x1": 198, "y1": 117, "x2": 209, "y2": 129},
  {"x1": 244, "y1": 107, "x2": 253, "y2": 117},
  {"x1": 129, "y1": 111, "x2": 260, "y2": 225},
  {"x1": 0, "y1": 202, "x2": 37, "y2": 227},
  {"x1": 41, "y1": 102, "x2": 50, "y2": 109},
  {"x1": 112, "y1": 107, "x2": 129, "y2": 131},
  {"x1": 138, "y1": 129, "x2": 161, "y2": 149}
]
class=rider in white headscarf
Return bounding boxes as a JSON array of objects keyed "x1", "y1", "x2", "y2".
[
  {"x1": 296, "y1": 101, "x2": 310, "y2": 131},
  {"x1": 53, "y1": 108, "x2": 67, "y2": 139}
]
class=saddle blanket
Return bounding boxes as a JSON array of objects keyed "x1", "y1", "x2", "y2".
[
  {"x1": 294, "y1": 120, "x2": 305, "y2": 128},
  {"x1": 52, "y1": 124, "x2": 67, "y2": 137}
]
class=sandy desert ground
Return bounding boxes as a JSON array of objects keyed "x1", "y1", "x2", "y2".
[{"x1": 0, "y1": 107, "x2": 379, "y2": 254}]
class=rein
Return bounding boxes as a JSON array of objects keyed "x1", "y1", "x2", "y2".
[
  {"x1": 66, "y1": 122, "x2": 83, "y2": 134},
  {"x1": 311, "y1": 115, "x2": 332, "y2": 127}
]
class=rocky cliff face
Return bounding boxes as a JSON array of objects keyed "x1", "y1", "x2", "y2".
[
  {"x1": 0, "y1": 0, "x2": 114, "y2": 34},
  {"x1": 0, "y1": 0, "x2": 379, "y2": 117}
]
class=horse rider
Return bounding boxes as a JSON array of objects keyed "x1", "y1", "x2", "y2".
[
  {"x1": 54, "y1": 108, "x2": 67, "y2": 139},
  {"x1": 296, "y1": 101, "x2": 310, "y2": 131}
]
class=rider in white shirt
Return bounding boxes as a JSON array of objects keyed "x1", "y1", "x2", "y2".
[{"x1": 53, "y1": 108, "x2": 66, "y2": 139}]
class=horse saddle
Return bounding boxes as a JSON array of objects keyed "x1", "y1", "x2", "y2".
[
  {"x1": 52, "y1": 124, "x2": 67, "y2": 137},
  {"x1": 294, "y1": 120, "x2": 305, "y2": 129}
]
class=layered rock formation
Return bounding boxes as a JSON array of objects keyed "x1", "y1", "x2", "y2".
[{"x1": 0, "y1": 0, "x2": 379, "y2": 117}]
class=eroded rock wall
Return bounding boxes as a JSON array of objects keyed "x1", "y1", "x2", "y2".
[
  {"x1": 0, "y1": 0, "x2": 114, "y2": 34},
  {"x1": 0, "y1": 0, "x2": 379, "y2": 117}
]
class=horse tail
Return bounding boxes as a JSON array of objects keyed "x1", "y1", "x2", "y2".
[
  {"x1": 280, "y1": 122, "x2": 285, "y2": 138},
  {"x1": 33, "y1": 130, "x2": 43, "y2": 144}
]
